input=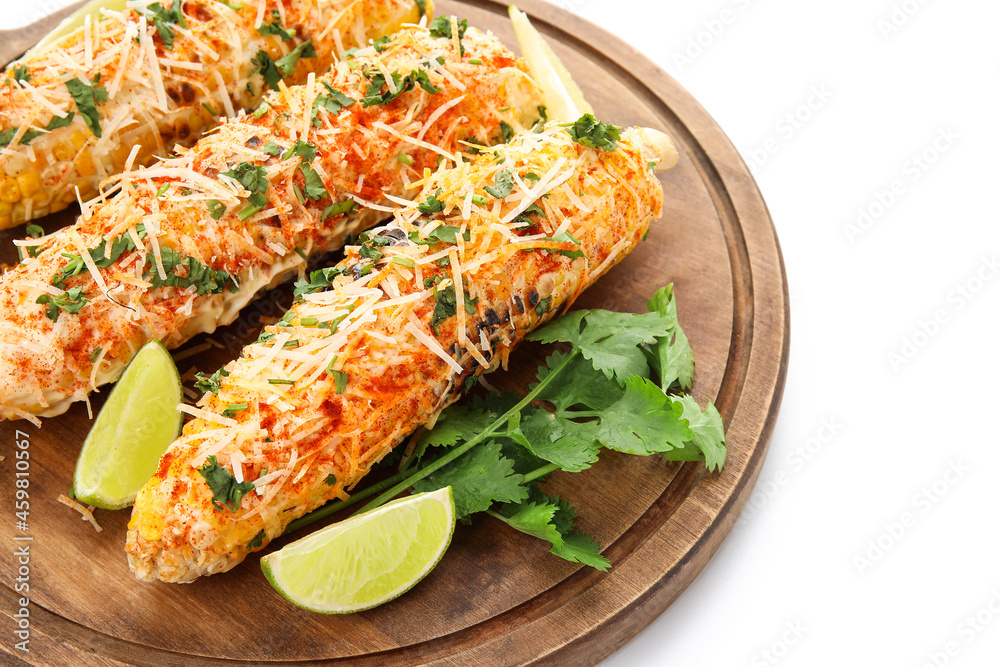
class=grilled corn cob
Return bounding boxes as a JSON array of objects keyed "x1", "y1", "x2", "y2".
[
  {"x1": 0, "y1": 24, "x2": 542, "y2": 422},
  {"x1": 125, "y1": 120, "x2": 675, "y2": 583},
  {"x1": 0, "y1": 0, "x2": 429, "y2": 227}
]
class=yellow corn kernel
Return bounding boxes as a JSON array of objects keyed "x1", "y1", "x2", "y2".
[
  {"x1": 75, "y1": 150, "x2": 96, "y2": 177},
  {"x1": 52, "y1": 143, "x2": 74, "y2": 162},
  {"x1": 0, "y1": 215, "x2": 10, "y2": 228},
  {"x1": 62, "y1": 188, "x2": 78, "y2": 203},
  {"x1": 70, "y1": 130, "x2": 87, "y2": 150},
  {"x1": 0, "y1": 178, "x2": 21, "y2": 203},
  {"x1": 17, "y1": 171, "x2": 41, "y2": 198},
  {"x1": 0, "y1": 201, "x2": 10, "y2": 216},
  {"x1": 189, "y1": 111, "x2": 205, "y2": 133}
]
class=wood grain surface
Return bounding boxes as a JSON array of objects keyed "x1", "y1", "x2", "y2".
[{"x1": 0, "y1": 1, "x2": 789, "y2": 664}]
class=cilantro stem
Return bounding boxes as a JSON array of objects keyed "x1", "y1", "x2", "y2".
[
  {"x1": 522, "y1": 463, "x2": 560, "y2": 484},
  {"x1": 357, "y1": 348, "x2": 581, "y2": 514},
  {"x1": 282, "y1": 468, "x2": 411, "y2": 534}
]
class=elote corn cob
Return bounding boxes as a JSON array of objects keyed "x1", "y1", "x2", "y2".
[
  {"x1": 126, "y1": 119, "x2": 675, "y2": 583},
  {"x1": 0, "y1": 0, "x2": 428, "y2": 227},
  {"x1": 0, "y1": 23, "x2": 542, "y2": 422}
]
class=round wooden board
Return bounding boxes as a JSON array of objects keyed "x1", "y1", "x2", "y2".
[{"x1": 0, "y1": 1, "x2": 789, "y2": 664}]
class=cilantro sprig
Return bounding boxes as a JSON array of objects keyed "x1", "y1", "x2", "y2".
[
  {"x1": 564, "y1": 113, "x2": 622, "y2": 152},
  {"x1": 65, "y1": 73, "x2": 109, "y2": 138},
  {"x1": 284, "y1": 286, "x2": 726, "y2": 570},
  {"x1": 197, "y1": 455, "x2": 256, "y2": 512}
]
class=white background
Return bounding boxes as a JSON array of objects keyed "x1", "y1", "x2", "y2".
[{"x1": 4, "y1": 1, "x2": 1000, "y2": 666}]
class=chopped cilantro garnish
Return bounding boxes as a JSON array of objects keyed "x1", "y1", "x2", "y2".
[
  {"x1": 311, "y1": 82, "x2": 356, "y2": 126},
  {"x1": 145, "y1": 246, "x2": 235, "y2": 295},
  {"x1": 197, "y1": 455, "x2": 255, "y2": 512},
  {"x1": 65, "y1": 73, "x2": 109, "y2": 138},
  {"x1": 18, "y1": 112, "x2": 76, "y2": 146},
  {"x1": 201, "y1": 102, "x2": 217, "y2": 116},
  {"x1": 397, "y1": 153, "x2": 414, "y2": 166},
  {"x1": 293, "y1": 266, "x2": 344, "y2": 297},
  {"x1": 248, "y1": 530, "x2": 266, "y2": 549},
  {"x1": 299, "y1": 163, "x2": 328, "y2": 200},
  {"x1": 322, "y1": 199, "x2": 357, "y2": 220},
  {"x1": 499, "y1": 121, "x2": 514, "y2": 143},
  {"x1": 331, "y1": 369, "x2": 348, "y2": 394},
  {"x1": 417, "y1": 189, "x2": 445, "y2": 214},
  {"x1": 36, "y1": 286, "x2": 89, "y2": 322},
  {"x1": 564, "y1": 113, "x2": 622, "y2": 152},
  {"x1": 430, "y1": 283, "x2": 457, "y2": 332},
  {"x1": 534, "y1": 296, "x2": 551, "y2": 317},
  {"x1": 275, "y1": 40, "x2": 316, "y2": 78},
  {"x1": 251, "y1": 50, "x2": 282, "y2": 91},
  {"x1": 324, "y1": 473, "x2": 338, "y2": 485},
  {"x1": 88, "y1": 346, "x2": 102, "y2": 363},
  {"x1": 141, "y1": 0, "x2": 188, "y2": 49},
  {"x1": 373, "y1": 35, "x2": 391, "y2": 52},
  {"x1": 484, "y1": 169, "x2": 514, "y2": 199},
  {"x1": 194, "y1": 368, "x2": 229, "y2": 395},
  {"x1": 10, "y1": 65, "x2": 30, "y2": 84},
  {"x1": 222, "y1": 162, "x2": 269, "y2": 219},
  {"x1": 415, "y1": 0, "x2": 427, "y2": 17},
  {"x1": 206, "y1": 199, "x2": 226, "y2": 220},
  {"x1": 360, "y1": 68, "x2": 440, "y2": 107},
  {"x1": 257, "y1": 10, "x2": 295, "y2": 41},
  {"x1": 428, "y1": 16, "x2": 468, "y2": 54}
]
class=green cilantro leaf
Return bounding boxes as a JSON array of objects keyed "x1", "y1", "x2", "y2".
[
  {"x1": 549, "y1": 531, "x2": 610, "y2": 571},
  {"x1": 206, "y1": 199, "x2": 226, "y2": 220},
  {"x1": 361, "y1": 68, "x2": 441, "y2": 107},
  {"x1": 644, "y1": 285, "x2": 694, "y2": 391},
  {"x1": 430, "y1": 282, "x2": 457, "y2": 331},
  {"x1": 565, "y1": 113, "x2": 622, "y2": 152},
  {"x1": 275, "y1": 40, "x2": 316, "y2": 78},
  {"x1": 299, "y1": 163, "x2": 328, "y2": 199},
  {"x1": 65, "y1": 74, "x2": 109, "y2": 138},
  {"x1": 142, "y1": 0, "x2": 188, "y2": 49},
  {"x1": 197, "y1": 455, "x2": 256, "y2": 512},
  {"x1": 595, "y1": 376, "x2": 692, "y2": 455},
  {"x1": 515, "y1": 406, "x2": 601, "y2": 472},
  {"x1": 251, "y1": 50, "x2": 282, "y2": 91},
  {"x1": 257, "y1": 10, "x2": 295, "y2": 41},
  {"x1": 484, "y1": 169, "x2": 514, "y2": 199},
  {"x1": 36, "y1": 286, "x2": 89, "y2": 322},
  {"x1": 428, "y1": 16, "x2": 468, "y2": 54},
  {"x1": 663, "y1": 395, "x2": 726, "y2": 472},
  {"x1": 11, "y1": 64, "x2": 30, "y2": 84},
  {"x1": 194, "y1": 368, "x2": 229, "y2": 395},
  {"x1": 293, "y1": 266, "x2": 344, "y2": 297},
  {"x1": 417, "y1": 189, "x2": 445, "y2": 214},
  {"x1": 528, "y1": 309, "x2": 670, "y2": 384},
  {"x1": 322, "y1": 199, "x2": 357, "y2": 220},
  {"x1": 19, "y1": 112, "x2": 76, "y2": 145},
  {"x1": 311, "y1": 82, "x2": 355, "y2": 126},
  {"x1": 412, "y1": 440, "x2": 528, "y2": 520}
]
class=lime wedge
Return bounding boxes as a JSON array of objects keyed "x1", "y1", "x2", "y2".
[
  {"x1": 262, "y1": 487, "x2": 456, "y2": 614},
  {"x1": 72, "y1": 340, "x2": 183, "y2": 510},
  {"x1": 509, "y1": 5, "x2": 594, "y2": 123},
  {"x1": 30, "y1": 0, "x2": 129, "y2": 56}
]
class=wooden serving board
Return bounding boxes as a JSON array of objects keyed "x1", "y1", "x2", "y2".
[{"x1": 0, "y1": 1, "x2": 789, "y2": 664}]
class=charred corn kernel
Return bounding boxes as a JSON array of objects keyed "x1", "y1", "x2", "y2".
[
  {"x1": 0, "y1": 22, "x2": 538, "y2": 432},
  {"x1": 0, "y1": 0, "x2": 431, "y2": 228},
  {"x1": 17, "y1": 172, "x2": 41, "y2": 198},
  {"x1": 0, "y1": 179, "x2": 20, "y2": 203},
  {"x1": 125, "y1": 120, "x2": 670, "y2": 583}
]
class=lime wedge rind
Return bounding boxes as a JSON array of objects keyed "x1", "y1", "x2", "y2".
[
  {"x1": 72, "y1": 340, "x2": 183, "y2": 510},
  {"x1": 262, "y1": 487, "x2": 456, "y2": 614}
]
